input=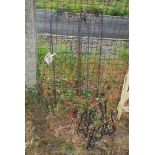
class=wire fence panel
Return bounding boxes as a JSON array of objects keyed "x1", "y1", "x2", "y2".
[{"x1": 36, "y1": 0, "x2": 129, "y2": 107}]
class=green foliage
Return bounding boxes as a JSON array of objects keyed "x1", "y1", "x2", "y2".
[
  {"x1": 36, "y1": 0, "x2": 129, "y2": 17},
  {"x1": 75, "y1": 103, "x2": 86, "y2": 111},
  {"x1": 25, "y1": 86, "x2": 55, "y2": 112},
  {"x1": 25, "y1": 87, "x2": 40, "y2": 111},
  {"x1": 81, "y1": 88, "x2": 91, "y2": 99},
  {"x1": 64, "y1": 87, "x2": 76, "y2": 99},
  {"x1": 56, "y1": 44, "x2": 76, "y2": 66},
  {"x1": 91, "y1": 49, "x2": 99, "y2": 59},
  {"x1": 101, "y1": 6, "x2": 111, "y2": 15},
  {"x1": 65, "y1": 144, "x2": 75, "y2": 154},
  {"x1": 37, "y1": 41, "x2": 50, "y2": 61},
  {"x1": 116, "y1": 44, "x2": 129, "y2": 63},
  {"x1": 109, "y1": 2, "x2": 123, "y2": 16},
  {"x1": 111, "y1": 0, "x2": 129, "y2": 16}
]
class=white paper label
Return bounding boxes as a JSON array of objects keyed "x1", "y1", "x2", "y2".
[{"x1": 44, "y1": 52, "x2": 56, "y2": 65}]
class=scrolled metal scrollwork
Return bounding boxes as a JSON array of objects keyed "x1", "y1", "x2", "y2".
[{"x1": 77, "y1": 101, "x2": 117, "y2": 150}]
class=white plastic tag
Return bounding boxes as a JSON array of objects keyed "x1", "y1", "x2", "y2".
[{"x1": 44, "y1": 52, "x2": 56, "y2": 65}]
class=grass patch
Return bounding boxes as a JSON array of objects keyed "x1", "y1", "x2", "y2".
[
  {"x1": 116, "y1": 44, "x2": 129, "y2": 63},
  {"x1": 26, "y1": 37, "x2": 129, "y2": 154},
  {"x1": 36, "y1": 38, "x2": 128, "y2": 102}
]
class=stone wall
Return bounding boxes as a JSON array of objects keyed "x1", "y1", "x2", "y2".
[{"x1": 38, "y1": 34, "x2": 129, "y2": 59}]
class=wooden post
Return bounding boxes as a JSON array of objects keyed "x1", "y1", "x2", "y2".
[
  {"x1": 25, "y1": 0, "x2": 37, "y2": 88},
  {"x1": 117, "y1": 71, "x2": 129, "y2": 120}
]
